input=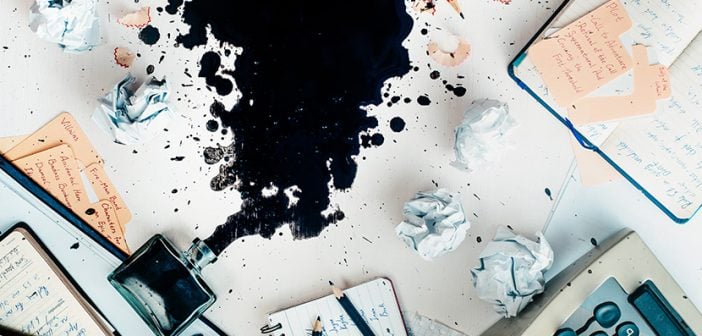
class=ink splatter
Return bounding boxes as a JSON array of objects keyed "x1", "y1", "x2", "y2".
[
  {"x1": 417, "y1": 95, "x2": 431, "y2": 106},
  {"x1": 165, "y1": 0, "x2": 183, "y2": 15},
  {"x1": 70, "y1": 242, "x2": 79, "y2": 249},
  {"x1": 139, "y1": 25, "x2": 160, "y2": 45},
  {"x1": 146, "y1": 64, "x2": 155, "y2": 75},
  {"x1": 198, "y1": 52, "x2": 233, "y2": 95},
  {"x1": 590, "y1": 237, "x2": 598, "y2": 246},
  {"x1": 390, "y1": 117, "x2": 406, "y2": 132},
  {"x1": 171, "y1": 0, "x2": 413, "y2": 254},
  {"x1": 544, "y1": 188, "x2": 553, "y2": 200}
]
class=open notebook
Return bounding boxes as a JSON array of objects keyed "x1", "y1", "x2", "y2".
[
  {"x1": 510, "y1": 0, "x2": 702, "y2": 222},
  {"x1": 0, "y1": 225, "x2": 113, "y2": 335},
  {"x1": 265, "y1": 278, "x2": 408, "y2": 336}
]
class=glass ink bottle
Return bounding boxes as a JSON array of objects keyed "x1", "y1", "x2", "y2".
[{"x1": 108, "y1": 235, "x2": 217, "y2": 336}]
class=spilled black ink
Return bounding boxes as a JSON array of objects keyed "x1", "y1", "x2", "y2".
[
  {"x1": 165, "y1": 0, "x2": 183, "y2": 15},
  {"x1": 417, "y1": 95, "x2": 431, "y2": 106},
  {"x1": 170, "y1": 0, "x2": 413, "y2": 254},
  {"x1": 139, "y1": 25, "x2": 161, "y2": 45}
]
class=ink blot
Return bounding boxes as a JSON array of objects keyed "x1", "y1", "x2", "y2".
[
  {"x1": 165, "y1": 0, "x2": 183, "y2": 15},
  {"x1": 172, "y1": 0, "x2": 413, "y2": 254},
  {"x1": 70, "y1": 242, "x2": 79, "y2": 249},
  {"x1": 390, "y1": 117, "x2": 406, "y2": 132},
  {"x1": 139, "y1": 25, "x2": 161, "y2": 45},
  {"x1": 146, "y1": 64, "x2": 155, "y2": 75},
  {"x1": 198, "y1": 52, "x2": 233, "y2": 95},
  {"x1": 206, "y1": 119, "x2": 219, "y2": 132},
  {"x1": 545, "y1": 187, "x2": 553, "y2": 200},
  {"x1": 417, "y1": 95, "x2": 431, "y2": 106}
]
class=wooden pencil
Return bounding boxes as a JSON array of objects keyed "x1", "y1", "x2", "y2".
[
  {"x1": 312, "y1": 316, "x2": 323, "y2": 336},
  {"x1": 329, "y1": 281, "x2": 376, "y2": 336},
  {"x1": 446, "y1": 0, "x2": 464, "y2": 19}
]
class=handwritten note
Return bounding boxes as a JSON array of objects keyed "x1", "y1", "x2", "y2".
[
  {"x1": 599, "y1": 33, "x2": 702, "y2": 219},
  {"x1": 0, "y1": 229, "x2": 108, "y2": 335},
  {"x1": 529, "y1": 0, "x2": 634, "y2": 107},
  {"x1": 268, "y1": 278, "x2": 407, "y2": 336},
  {"x1": 12, "y1": 144, "x2": 129, "y2": 252}
]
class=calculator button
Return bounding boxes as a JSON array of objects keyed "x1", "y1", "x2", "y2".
[
  {"x1": 594, "y1": 301, "x2": 621, "y2": 328},
  {"x1": 554, "y1": 328, "x2": 577, "y2": 336},
  {"x1": 616, "y1": 322, "x2": 639, "y2": 336}
]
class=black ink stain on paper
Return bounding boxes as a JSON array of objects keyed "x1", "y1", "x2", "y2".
[{"x1": 171, "y1": 0, "x2": 413, "y2": 254}]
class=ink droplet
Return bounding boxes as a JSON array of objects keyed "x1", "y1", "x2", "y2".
[
  {"x1": 85, "y1": 208, "x2": 96, "y2": 215},
  {"x1": 590, "y1": 237, "x2": 598, "y2": 246},
  {"x1": 477, "y1": 236, "x2": 482, "y2": 243},
  {"x1": 146, "y1": 64, "x2": 155, "y2": 75},
  {"x1": 544, "y1": 188, "x2": 553, "y2": 200},
  {"x1": 429, "y1": 70, "x2": 440, "y2": 80},
  {"x1": 70, "y1": 242, "x2": 80, "y2": 249},
  {"x1": 417, "y1": 95, "x2": 431, "y2": 106},
  {"x1": 206, "y1": 119, "x2": 219, "y2": 132},
  {"x1": 390, "y1": 117, "x2": 405, "y2": 132},
  {"x1": 139, "y1": 25, "x2": 160, "y2": 45}
]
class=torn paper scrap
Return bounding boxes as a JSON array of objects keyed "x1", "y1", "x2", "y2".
[
  {"x1": 93, "y1": 74, "x2": 174, "y2": 145},
  {"x1": 395, "y1": 188, "x2": 469, "y2": 260},
  {"x1": 114, "y1": 47, "x2": 136, "y2": 68},
  {"x1": 452, "y1": 99, "x2": 516, "y2": 172},
  {"x1": 118, "y1": 7, "x2": 151, "y2": 28},
  {"x1": 471, "y1": 227, "x2": 554, "y2": 318},
  {"x1": 405, "y1": 311, "x2": 468, "y2": 336},
  {"x1": 29, "y1": 0, "x2": 100, "y2": 53}
]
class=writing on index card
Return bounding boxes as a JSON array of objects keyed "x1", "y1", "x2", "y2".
[{"x1": 528, "y1": 0, "x2": 633, "y2": 107}]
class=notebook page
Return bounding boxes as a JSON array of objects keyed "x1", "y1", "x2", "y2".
[
  {"x1": 599, "y1": 32, "x2": 702, "y2": 219},
  {"x1": 0, "y1": 230, "x2": 108, "y2": 335},
  {"x1": 268, "y1": 278, "x2": 407, "y2": 336},
  {"x1": 548, "y1": 0, "x2": 702, "y2": 67}
]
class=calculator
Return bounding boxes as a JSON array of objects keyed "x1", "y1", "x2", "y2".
[
  {"x1": 481, "y1": 230, "x2": 702, "y2": 336},
  {"x1": 554, "y1": 277, "x2": 691, "y2": 336}
]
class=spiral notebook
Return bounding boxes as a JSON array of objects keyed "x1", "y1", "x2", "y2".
[
  {"x1": 509, "y1": 0, "x2": 702, "y2": 222},
  {"x1": 264, "y1": 278, "x2": 408, "y2": 336}
]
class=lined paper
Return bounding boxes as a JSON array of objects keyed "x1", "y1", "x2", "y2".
[
  {"x1": 600, "y1": 33, "x2": 702, "y2": 219},
  {"x1": 0, "y1": 230, "x2": 107, "y2": 335},
  {"x1": 268, "y1": 278, "x2": 407, "y2": 336}
]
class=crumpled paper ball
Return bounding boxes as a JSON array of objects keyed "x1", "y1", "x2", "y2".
[
  {"x1": 29, "y1": 0, "x2": 101, "y2": 53},
  {"x1": 395, "y1": 188, "x2": 470, "y2": 260},
  {"x1": 471, "y1": 227, "x2": 554, "y2": 318},
  {"x1": 452, "y1": 99, "x2": 517, "y2": 172},
  {"x1": 93, "y1": 74, "x2": 174, "y2": 145}
]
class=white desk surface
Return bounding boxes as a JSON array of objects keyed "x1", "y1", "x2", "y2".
[{"x1": 1, "y1": 0, "x2": 698, "y2": 335}]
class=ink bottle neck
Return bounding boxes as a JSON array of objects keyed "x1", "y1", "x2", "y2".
[{"x1": 185, "y1": 238, "x2": 218, "y2": 272}]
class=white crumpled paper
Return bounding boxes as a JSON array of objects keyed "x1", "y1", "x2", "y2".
[
  {"x1": 471, "y1": 227, "x2": 553, "y2": 318},
  {"x1": 452, "y1": 99, "x2": 517, "y2": 172},
  {"x1": 29, "y1": 0, "x2": 100, "y2": 53},
  {"x1": 93, "y1": 74, "x2": 174, "y2": 145},
  {"x1": 395, "y1": 189, "x2": 469, "y2": 260}
]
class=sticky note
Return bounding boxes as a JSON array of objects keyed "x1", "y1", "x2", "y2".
[{"x1": 528, "y1": 0, "x2": 633, "y2": 107}]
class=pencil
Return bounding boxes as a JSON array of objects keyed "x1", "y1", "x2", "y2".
[
  {"x1": 446, "y1": 0, "x2": 464, "y2": 19},
  {"x1": 312, "y1": 316, "x2": 323, "y2": 336},
  {"x1": 329, "y1": 281, "x2": 376, "y2": 336}
]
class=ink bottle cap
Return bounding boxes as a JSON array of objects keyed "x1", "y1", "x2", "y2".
[{"x1": 108, "y1": 235, "x2": 217, "y2": 336}]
